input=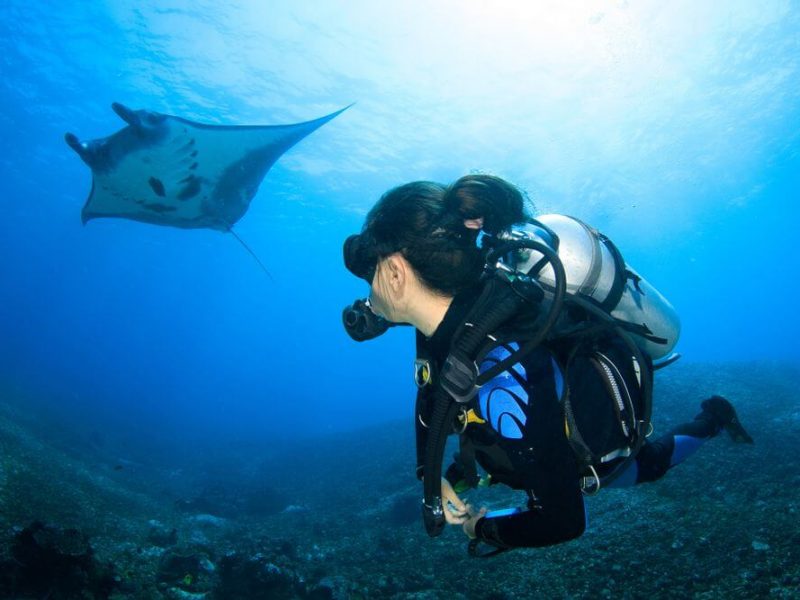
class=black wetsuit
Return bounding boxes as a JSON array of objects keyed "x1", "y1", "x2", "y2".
[{"x1": 415, "y1": 286, "x2": 722, "y2": 550}]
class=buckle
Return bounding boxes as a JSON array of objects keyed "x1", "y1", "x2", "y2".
[
  {"x1": 440, "y1": 353, "x2": 479, "y2": 403},
  {"x1": 414, "y1": 359, "x2": 432, "y2": 388},
  {"x1": 580, "y1": 465, "x2": 602, "y2": 495}
]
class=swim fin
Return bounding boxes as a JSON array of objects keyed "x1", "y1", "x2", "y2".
[{"x1": 701, "y1": 395, "x2": 754, "y2": 444}]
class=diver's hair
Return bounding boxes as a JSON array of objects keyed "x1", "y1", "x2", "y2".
[{"x1": 364, "y1": 174, "x2": 531, "y2": 296}]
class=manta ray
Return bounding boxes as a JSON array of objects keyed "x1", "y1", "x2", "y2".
[{"x1": 66, "y1": 102, "x2": 350, "y2": 274}]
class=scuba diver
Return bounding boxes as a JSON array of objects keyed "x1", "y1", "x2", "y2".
[{"x1": 342, "y1": 175, "x2": 753, "y2": 556}]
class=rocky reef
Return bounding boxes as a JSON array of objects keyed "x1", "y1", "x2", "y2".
[{"x1": 0, "y1": 361, "x2": 798, "y2": 598}]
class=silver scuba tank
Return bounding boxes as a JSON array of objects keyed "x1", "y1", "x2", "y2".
[{"x1": 500, "y1": 214, "x2": 680, "y2": 360}]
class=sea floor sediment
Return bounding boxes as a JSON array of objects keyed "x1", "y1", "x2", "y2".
[{"x1": 1, "y1": 361, "x2": 798, "y2": 599}]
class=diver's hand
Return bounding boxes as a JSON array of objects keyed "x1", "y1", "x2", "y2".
[
  {"x1": 463, "y1": 506, "x2": 488, "y2": 539},
  {"x1": 441, "y1": 478, "x2": 469, "y2": 525}
]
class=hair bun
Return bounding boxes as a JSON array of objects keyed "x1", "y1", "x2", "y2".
[{"x1": 444, "y1": 174, "x2": 528, "y2": 234}]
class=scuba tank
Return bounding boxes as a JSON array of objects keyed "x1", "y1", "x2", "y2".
[{"x1": 499, "y1": 214, "x2": 680, "y2": 359}]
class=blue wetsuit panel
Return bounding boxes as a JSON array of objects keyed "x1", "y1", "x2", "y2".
[
  {"x1": 670, "y1": 434, "x2": 706, "y2": 466},
  {"x1": 478, "y1": 344, "x2": 530, "y2": 439},
  {"x1": 609, "y1": 434, "x2": 709, "y2": 488},
  {"x1": 552, "y1": 356, "x2": 564, "y2": 399},
  {"x1": 608, "y1": 461, "x2": 639, "y2": 488}
]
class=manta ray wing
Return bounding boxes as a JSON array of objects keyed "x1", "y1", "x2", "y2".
[{"x1": 66, "y1": 102, "x2": 350, "y2": 231}]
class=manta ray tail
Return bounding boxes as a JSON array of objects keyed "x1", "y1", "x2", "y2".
[{"x1": 229, "y1": 229, "x2": 274, "y2": 281}]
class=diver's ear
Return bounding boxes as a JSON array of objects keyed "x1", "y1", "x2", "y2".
[{"x1": 382, "y1": 253, "x2": 407, "y2": 295}]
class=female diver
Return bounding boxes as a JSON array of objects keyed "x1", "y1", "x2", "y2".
[{"x1": 341, "y1": 174, "x2": 752, "y2": 554}]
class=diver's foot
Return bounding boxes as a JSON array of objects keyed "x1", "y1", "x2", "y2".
[{"x1": 701, "y1": 395, "x2": 754, "y2": 444}]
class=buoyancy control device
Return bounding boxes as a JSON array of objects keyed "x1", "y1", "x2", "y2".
[{"x1": 413, "y1": 215, "x2": 681, "y2": 539}]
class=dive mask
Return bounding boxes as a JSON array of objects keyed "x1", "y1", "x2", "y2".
[{"x1": 343, "y1": 233, "x2": 378, "y2": 283}]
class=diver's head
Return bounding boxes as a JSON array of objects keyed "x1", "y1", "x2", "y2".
[{"x1": 342, "y1": 175, "x2": 532, "y2": 338}]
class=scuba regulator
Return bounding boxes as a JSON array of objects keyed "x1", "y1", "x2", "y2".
[{"x1": 342, "y1": 298, "x2": 393, "y2": 342}]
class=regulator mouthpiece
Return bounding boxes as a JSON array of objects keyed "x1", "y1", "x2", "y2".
[{"x1": 342, "y1": 298, "x2": 392, "y2": 341}]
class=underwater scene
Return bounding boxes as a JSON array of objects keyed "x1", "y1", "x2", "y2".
[{"x1": 1, "y1": 1, "x2": 799, "y2": 598}]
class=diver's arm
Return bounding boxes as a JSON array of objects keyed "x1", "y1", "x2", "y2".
[{"x1": 473, "y1": 484, "x2": 586, "y2": 549}]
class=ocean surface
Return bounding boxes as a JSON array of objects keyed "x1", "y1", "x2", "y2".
[{"x1": 0, "y1": 1, "x2": 798, "y2": 598}]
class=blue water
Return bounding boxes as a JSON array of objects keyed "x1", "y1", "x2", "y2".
[{"x1": 1, "y1": 0, "x2": 798, "y2": 455}]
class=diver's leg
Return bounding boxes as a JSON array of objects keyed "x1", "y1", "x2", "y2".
[{"x1": 610, "y1": 395, "x2": 752, "y2": 487}]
